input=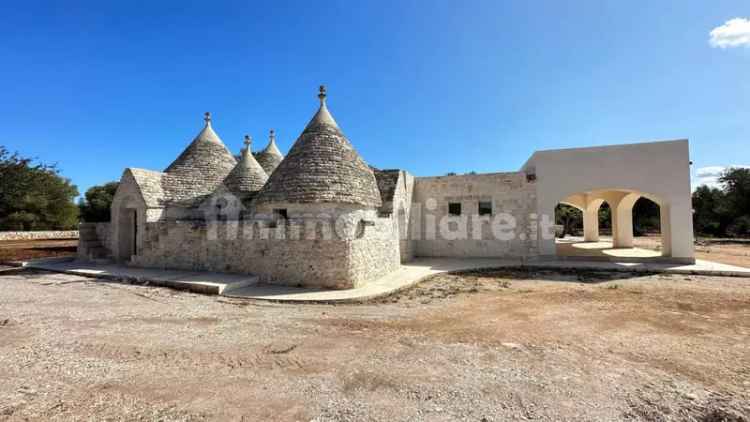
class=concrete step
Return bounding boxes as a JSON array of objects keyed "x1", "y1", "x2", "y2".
[{"x1": 23, "y1": 260, "x2": 262, "y2": 296}]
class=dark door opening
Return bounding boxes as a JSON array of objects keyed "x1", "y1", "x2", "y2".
[{"x1": 132, "y1": 209, "x2": 138, "y2": 257}]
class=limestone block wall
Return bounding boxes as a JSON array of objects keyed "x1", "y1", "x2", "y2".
[
  {"x1": 0, "y1": 231, "x2": 78, "y2": 241},
  {"x1": 77, "y1": 223, "x2": 112, "y2": 260},
  {"x1": 95, "y1": 223, "x2": 111, "y2": 249},
  {"x1": 347, "y1": 214, "x2": 401, "y2": 286},
  {"x1": 133, "y1": 204, "x2": 401, "y2": 289},
  {"x1": 411, "y1": 172, "x2": 538, "y2": 257},
  {"x1": 133, "y1": 220, "x2": 353, "y2": 288},
  {"x1": 392, "y1": 171, "x2": 416, "y2": 263}
]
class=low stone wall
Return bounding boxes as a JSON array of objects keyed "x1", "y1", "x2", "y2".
[
  {"x1": 77, "y1": 223, "x2": 112, "y2": 260},
  {"x1": 133, "y1": 220, "x2": 355, "y2": 289},
  {"x1": 0, "y1": 231, "x2": 79, "y2": 241},
  {"x1": 132, "y1": 210, "x2": 401, "y2": 289}
]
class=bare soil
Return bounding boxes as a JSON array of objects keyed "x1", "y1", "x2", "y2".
[
  {"x1": 0, "y1": 240, "x2": 77, "y2": 263},
  {"x1": 1, "y1": 268, "x2": 749, "y2": 421},
  {"x1": 633, "y1": 236, "x2": 750, "y2": 268}
]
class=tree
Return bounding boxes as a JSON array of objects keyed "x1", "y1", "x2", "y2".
[
  {"x1": 78, "y1": 182, "x2": 119, "y2": 222},
  {"x1": 555, "y1": 204, "x2": 582, "y2": 237},
  {"x1": 0, "y1": 146, "x2": 79, "y2": 230},
  {"x1": 719, "y1": 168, "x2": 750, "y2": 237},
  {"x1": 692, "y1": 185, "x2": 725, "y2": 236},
  {"x1": 633, "y1": 197, "x2": 660, "y2": 235},
  {"x1": 692, "y1": 167, "x2": 750, "y2": 238},
  {"x1": 598, "y1": 202, "x2": 611, "y2": 232}
]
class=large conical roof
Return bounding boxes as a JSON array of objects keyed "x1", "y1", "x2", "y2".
[
  {"x1": 224, "y1": 135, "x2": 268, "y2": 197},
  {"x1": 164, "y1": 112, "x2": 238, "y2": 202},
  {"x1": 255, "y1": 86, "x2": 382, "y2": 207},
  {"x1": 253, "y1": 129, "x2": 284, "y2": 175}
]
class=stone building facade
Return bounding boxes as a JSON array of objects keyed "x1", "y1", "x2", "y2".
[{"x1": 80, "y1": 86, "x2": 696, "y2": 289}]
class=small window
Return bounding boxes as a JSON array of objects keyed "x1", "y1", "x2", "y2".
[
  {"x1": 478, "y1": 201, "x2": 493, "y2": 216},
  {"x1": 273, "y1": 209, "x2": 288, "y2": 220},
  {"x1": 448, "y1": 202, "x2": 461, "y2": 216}
]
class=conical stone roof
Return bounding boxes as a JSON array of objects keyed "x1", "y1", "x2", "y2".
[
  {"x1": 253, "y1": 129, "x2": 284, "y2": 175},
  {"x1": 164, "y1": 112, "x2": 238, "y2": 203},
  {"x1": 255, "y1": 86, "x2": 382, "y2": 208},
  {"x1": 224, "y1": 135, "x2": 269, "y2": 197}
]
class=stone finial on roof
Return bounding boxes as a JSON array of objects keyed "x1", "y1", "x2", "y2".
[
  {"x1": 303, "y1": 84, "x2": 339, "y2": 132},
  {"x1": 204, "y1": 112, "x2": 211, "y2": 125},
  {"x1": 254, "y1": 86, "x2": 382, "y2": 208},
  {"x1": 243, "y1": 134, "x2": 252, "y2": 151},
  {"x1": 253, "y1": 129, "x2": 284, "y2": 175},
  {"x1": 318, "y1": 85, "x2": 326, "y2": 104}
]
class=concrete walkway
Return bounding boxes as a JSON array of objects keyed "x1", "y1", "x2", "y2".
[
  {"x1": 18, "y1": 257, "x2": 258, "y2": 295},
  {"x1": 14, "y1": 256, "x2": 750, "y2": 303}
]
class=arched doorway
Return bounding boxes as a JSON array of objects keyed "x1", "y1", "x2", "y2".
[{"x1": 554, "y1": 189, "x2": 668, "y2": 261}]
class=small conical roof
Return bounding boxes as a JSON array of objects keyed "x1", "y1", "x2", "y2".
[
  {"x1": 224, "y1": 135, "x2": 268, "y2": 196},
  {"x1": 255, "y1": 86, "x2": 382, "y2": 208},
  {"x1": 254, "y1": 129, "x2": 284, "y2": 175},
  {"x1": 164, "y1": 112, "x2": 238, "y2": 200}
]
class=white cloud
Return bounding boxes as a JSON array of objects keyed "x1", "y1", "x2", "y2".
[
  {"x1": 692, "y1": 164, "x2": 750, "y2": 190},
  {"x1": 710, "y1": 18, "x2": 750, "y2": 48}
]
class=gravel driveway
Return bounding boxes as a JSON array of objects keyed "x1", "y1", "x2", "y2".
[{"x1": 1, "y1": 269, "x2": 749, "y2": 421}]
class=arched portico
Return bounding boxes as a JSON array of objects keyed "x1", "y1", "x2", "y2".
[{"x1": 556, "y1": 188, "x2": 674, "y2": 260}]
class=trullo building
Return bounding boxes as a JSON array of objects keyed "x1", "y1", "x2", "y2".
[{"x1": 79, "y1": 86, "x2": 696, "y2": 289}]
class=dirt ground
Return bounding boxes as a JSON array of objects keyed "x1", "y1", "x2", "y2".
[
  {"x1": 1, "y1": 268, "x2": 749, "y2": 421},
  {"x1": 3, "y1": 237, "x2": 750, "y2": 269},
  {"x1": 0, "y1": 239, "x2": 77, "y2": 262},
  {"x1": 632, "y1": 236, "x2": 750, "y2": 268}
]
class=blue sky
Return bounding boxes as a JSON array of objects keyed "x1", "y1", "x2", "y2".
[{"x1": 1, "y1": 1, "x2": 748, "y2": 197}]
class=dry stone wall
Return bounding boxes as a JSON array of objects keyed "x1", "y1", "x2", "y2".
[
  {"x1": 132, "y1": 204, "x2": 400, "y2": 289},
  {"x1": 77, "y1": 223, "x2": 112, "y2": 260},
  {"x1": 0, "y1": 231, "x2": 79, "y2": 241}
]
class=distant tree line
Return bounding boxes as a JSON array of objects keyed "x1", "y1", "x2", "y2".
[
  {"x1": 0, "y1": 146, "x2": 121, "y2": 230},
  {"x1": 692, "y1": 168, "x2": 750, "y2": 237}
]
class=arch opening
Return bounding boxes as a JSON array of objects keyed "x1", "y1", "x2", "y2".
[{"x1": 553, "y1": 189, "x2": 670, "y2": 261}]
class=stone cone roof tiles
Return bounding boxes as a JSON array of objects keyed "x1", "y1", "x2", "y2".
[
  {"x1": 255, "y1": 91, "x2": 382, "y2": 208},
  {"x1": 224, "y1": 138, "x2": 269, "y2": 196},
  {"x1": 163, "y1": 114, "x2": 238, "y2": 204},
  {"x1": 253, "y1": 130, "x2": 284, "y2": 175}
]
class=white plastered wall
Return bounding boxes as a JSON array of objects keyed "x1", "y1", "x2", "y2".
[{"x1": 523, "y1": 139, "x2": 694, "y2": 261}]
